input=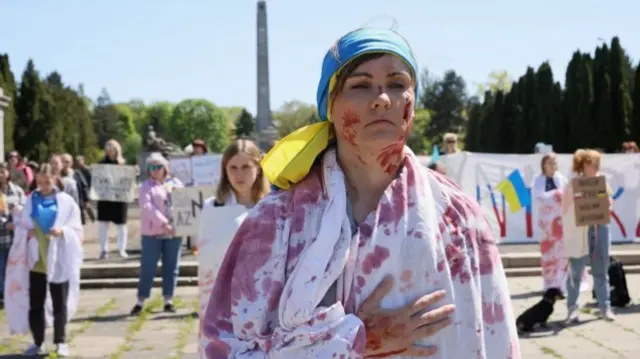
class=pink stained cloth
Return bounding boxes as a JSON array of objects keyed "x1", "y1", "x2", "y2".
[{"x1": 200, "y1": 148, "x2": 521, "y2": 359}]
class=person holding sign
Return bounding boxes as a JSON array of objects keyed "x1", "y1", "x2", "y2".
[
  {"x1": 562, "y1": 149, "x2": 615, "y2": 323},
  {"x1": 96, "y1": 139, "x2": 130, "y2": 259},
  {"x1": 4, "y1": 163, "x2": 83, "y2": 357},
  {"x1": 131, "y1": 153, "x2": 184, "y2": 316},
  {"x1": 201, "y1": 28, "x2": 519, "y2": 358}
]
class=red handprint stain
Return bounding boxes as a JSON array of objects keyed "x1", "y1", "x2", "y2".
[
  {"x1": 341, "y1": 110, "x2": 361, "y2": 146},
  {"x1": 376, "y1": 102, "x2": 413, "y2": 174}
]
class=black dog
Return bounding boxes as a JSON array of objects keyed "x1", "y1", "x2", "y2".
[{"x1": 516, "y1": 288, "x2": 563, "y2": 333}]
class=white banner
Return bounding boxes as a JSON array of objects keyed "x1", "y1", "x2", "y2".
[
  {"x1": 89, "y1": 164, "x2": 137, "y2": 202},
  {"x1": 440, "y1": 152, "x2": 640, "y2": 243},
  {"x1": 171, "y1": 186, "x2": 216, "y2": 236},
  {"x1": 197, "y1": 205, "x2": 249, "y2": 315}
]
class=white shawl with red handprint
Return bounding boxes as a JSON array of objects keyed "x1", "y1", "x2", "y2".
[{"x1": 200, "y1": 147, "x2": 520, "y2": 359}]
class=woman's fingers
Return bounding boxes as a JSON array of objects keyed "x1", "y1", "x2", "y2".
[
  {"x1": 412, "y1": 304, "x2": 455, "y2": 328},
  {"x1": 397, "y1": 290, "x2": 448, "y2": 317},
  {"x1": 410, "y1": 317, "x2": 453, "y2": 341},
  {"x1": 403, "y1": 345, "x2": 439, "y2": 357},
  {"x1": 357, "y1": 275, "x2": 394, "y2": 316}
]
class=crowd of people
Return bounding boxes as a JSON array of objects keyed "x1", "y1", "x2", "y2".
[{"x1": 2, "y1": 26, "x2": 636, "y2": 359}]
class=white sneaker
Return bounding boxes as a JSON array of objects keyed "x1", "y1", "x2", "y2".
[
  {"x1": 56, "y1": 343, "x2": 70, "y2": 357},
  {"x1": 599, "y1": 309, "x2": 616, "y2": 322},
  {"x1": 119, "y1": 250, "x2": 128, "y2": 258},
  {"x1": 565, "y1": 306, "x2": 580, "y2": 324},
  {"x1": 24, "y1": 343, "x2": 45, "y2": 356}
]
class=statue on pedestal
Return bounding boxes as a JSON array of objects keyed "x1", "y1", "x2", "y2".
[{"x1": 145, "y1": 125, "x2": 184, "y2": 156}]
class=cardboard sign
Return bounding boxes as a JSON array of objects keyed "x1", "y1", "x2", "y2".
[
  {"x1": 572, "y1": 176, "x2": 610, "y2": 226},
  {"x1": 171, "y1": 186, "x2": 216, "y2": 236},
  {"x1": 89, "y1": 164, "x2": 137, "y2": 202}
]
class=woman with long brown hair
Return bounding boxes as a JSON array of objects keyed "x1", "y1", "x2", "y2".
[
  {"x1": 207, "y1": 138, "x2": 270, "y2": 208},
  {"x1": 562, "y1": 149, "x2": 615, "y2": 323}
]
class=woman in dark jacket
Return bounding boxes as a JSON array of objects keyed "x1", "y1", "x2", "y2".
[{"x1": 97, "y1": 139, "x2": 129, "y2": 259}]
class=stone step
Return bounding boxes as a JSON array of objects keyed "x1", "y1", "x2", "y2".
[
  {"x1": 78, "y1": 265, "x2": 640, "y2": 289},
  {"x1": 79, "y1": 250, "x2": 640, "y2": 280}
]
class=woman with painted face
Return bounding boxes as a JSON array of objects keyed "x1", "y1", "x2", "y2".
[
  {"x1": 4, "y1": 163, "x2": 83, "y2": 357},
  {"x1": 131, "y1": 153, "x2": 184, "y2": 315},
  {"x1": 562, "y1": 149, "x2": 615, "y2": 323},
  {"x1": 200, "y1": 28, "x2": 519, "y2": 358}
]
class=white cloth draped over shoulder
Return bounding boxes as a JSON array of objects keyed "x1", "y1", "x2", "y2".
[
  {"x1": 201, "y1": 147, "x2": 520, "y2": 359},
  {"x1": 4, "y1": 191, "x2": 84, "y2": 335}
]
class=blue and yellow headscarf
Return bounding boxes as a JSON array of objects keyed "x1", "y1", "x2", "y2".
[{"x1": 261, "y1": 28, "x2": 419, "y2": 189}]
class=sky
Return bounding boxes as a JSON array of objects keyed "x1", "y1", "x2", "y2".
[{"x1": 2, "y1": 1, "x2": 639, "y2": 115}]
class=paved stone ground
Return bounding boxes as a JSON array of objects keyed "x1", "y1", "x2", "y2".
[{"x1": 1, "y1": 275, "x2": 639, "y2": 358}]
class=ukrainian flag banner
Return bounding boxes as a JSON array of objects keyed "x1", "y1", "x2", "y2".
[{"x1": 496, "y1": 169, "x2": 532, "y2": 213}]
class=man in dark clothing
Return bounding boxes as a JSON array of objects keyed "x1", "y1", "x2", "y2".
[{"x1": 75, "y1": 155, "x2": 92, "y2": 188}]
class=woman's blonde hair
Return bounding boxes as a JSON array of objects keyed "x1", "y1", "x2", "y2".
[
  {"x1": 104, "y1": 139, "x2": 125, "y2": 164},
  {"x1": 215, "y1": 139, "x2": 270, "y2": 205},
  {"x1": 572, "y1": 149, "x2": 601, "y2": 174},
  {"x1": 29, "y1": 162, "x2": 64, "y2": 192}
]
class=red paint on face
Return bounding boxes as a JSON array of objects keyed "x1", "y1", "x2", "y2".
[
  {"x1": 376, "y1": 102, "x2": 414, "y2": 174},
  {"x1": 341, "y1": 110, "x2": 361, "y2": 146}
]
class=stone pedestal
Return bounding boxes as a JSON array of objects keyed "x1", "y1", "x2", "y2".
[{"x1": 0, "y1": 88, "x2": 11, "y2": 162}]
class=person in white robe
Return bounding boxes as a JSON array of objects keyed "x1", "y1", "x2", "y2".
[{"x1": 3, "y1": 163, "x2": 83, "y2": 357}]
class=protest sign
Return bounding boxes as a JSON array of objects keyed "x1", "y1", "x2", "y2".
[
  {"x1": 196, "y1": 205, "x2": 248, "y2": 316},
  {"x1": 572, "y1": 176, "x2": 611, "y2": 226},
  {"x1": 89, "y1": 164, "x2": 137, "y2": 202},
  {"x1": 192, "y1": 155, "x2": 221, "y2": 186},
  {"x1": 169, "y1": 157, "x2": 192, "y2": 186},
  {"x1": 171, "y1": 186, "x2": 216, "y2": 236}
]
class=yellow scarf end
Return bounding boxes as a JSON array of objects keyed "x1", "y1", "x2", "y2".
[{"x1": 261, "y1": 121, "x2": 333, "y2": 190}]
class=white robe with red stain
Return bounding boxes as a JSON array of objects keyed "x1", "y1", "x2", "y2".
[
  {"x1": 200, "y1": 148, "x2": 520, "y2": 359},
  {"x1": 4, "y1": 191, "x2": 84, "y2": 335}
]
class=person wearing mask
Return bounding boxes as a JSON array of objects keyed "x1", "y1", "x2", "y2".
[
  {"x1": 0, "y1": 163, "x2": 26, "y2": 305},
  {"x1": 96, "y1": 140, "x2": 129, "y2": 259},
  {"x1": 131, "y1": 153, "x2": 183, "y2": 315},
  {"x1": 7, "y1": 150, "x2": 33, "y2": 192},
  {"x1": 562, "y1": 149, "x2": 615, "y2": 322},
  {"x1": 4, "y1": 163, "x2": 83, "y2": 357},
  {"x1": 46, "y1": 154, "x2": 79, "y2": 205},
  {"x1": 60, "y1": 154, "x2": 90, "y2": 225}
]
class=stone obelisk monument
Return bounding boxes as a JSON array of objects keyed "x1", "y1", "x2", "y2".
[
  {"x1": 256, "y1": 0, "x2": 276, "y2": 150},
  {"x1": 0, "y1": 87, "x2": 11, "y2": 161}
]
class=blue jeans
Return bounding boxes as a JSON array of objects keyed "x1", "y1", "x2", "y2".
[
  {"x1": 566, "y1": 224, "x2": 611, "y2": 311},
  {"x1": 0, "y1": 248, "x2": 9, "y2": 297},
  {"x1": 137, "y1": 236, "x2": 183, "y2": 300}
]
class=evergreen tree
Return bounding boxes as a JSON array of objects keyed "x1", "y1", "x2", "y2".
[
  {"x1": 608, "y1": 37, "x2": 633, "y2": 150},
  {"x1": 14, "y1": 59, "x2": 46, "y2": 161},
  {"x1": 92, "y1": 88, "x2": 121, "y2": 147},
  {"x1": 0, "y1": 54, "x2": 17, "y2": 151},
  {"x1": 235, "y1": 108, "x2": 255, "y2": 137},
  {"x1": 631, "y1": 64, "x2": 640, "y2": 143}
]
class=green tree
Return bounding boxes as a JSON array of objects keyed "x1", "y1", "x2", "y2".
[
  {"x1": 144, "y1": 101, "x2": 174, "y2": 141},
  {"x1": 169, "y1": 99, "x2": 229, "y2": 152},
  {"x1": 631, "y1": 64, "x2": 640, "y2": 142},
  {"x1": 0, "y1": 54, "x2": 17, "y2": 150},
  {"x1": 14, "y1": 59, "x2": 47, "y2": 161},
  {"x1": 406, "y1": 109, "x2": 431, "y2": 154},
  {"x1": 235, "y1": 108, "x2": 255, "y2": 137},
  {"x1": 273, "y1": 101, "x2": 319, "y2": 138},
  {"x1": 608, "y1": 37, "x2": 633, "y2": 150},
  {"x1": 423, "y1": 70, "x2": 468, "y2": 142},
  {"x1": 92, "y1": 89, "x2": 121, "y2": 147}
]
